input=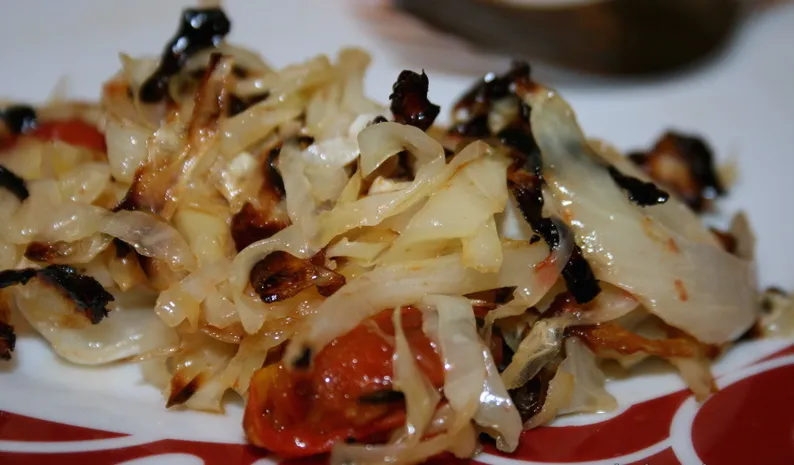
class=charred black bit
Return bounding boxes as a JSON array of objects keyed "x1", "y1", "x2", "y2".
[
  {"x1": 24, "y1": 242, "x2": 62, "y2": 263},
  {"x1": 267, "y1": 147, "x2": 286, "y2": 197},
  {"x1": 249, "y1": 249, "x2": 344, "y2": 303},
  {"x1": 139, "y1": 7, "x2": 231, "y2": 102},
  {"x1": 228, "y1": 91, "x2": 269, "y2": 117},
  {"x1": 369, "y1": 115, "x2": 388, "y2": 125},
  {"x1": 0, "y1": 291, "x2": 14, "y2": 361},
  {"x1": 166, "y1": 372, "x2": 203, "y2": 408},
  {"x1": 231, "y1": 203, "x2": 288, "y2": 252},
  {"x1": 0, "y1": 322, "x2": 14, "y2": 361},
  {"x1": 296, "y1": 136, "x2": 315, "y2": 150},
  {"x1": 0, "y1": 268, "x2": 37, "y2": 288},
  {"x1": 358, "y1": 390, "x2": 406, "y2": 404},
  {"x1": 629, "y1": 132, "x2": 725, "y2": 212},
  {"x1": 389, "y1": 70, "x2": 440, "y2": 131},
  {"x1": 250, "y1": 251, "x2": 316, "y2": 304},
  {"x1": 228, "y1": 94, "x2": 247, "y2": 117},
  {"x1": 529, "y1": 234, "x2": 541, "y2": 244},
  {"x1": 292, "y1": 347, "x2": 312, "y2": 370},
  {"x1": 668, "y1": 133, "x2": 725, "y2": 196},
  {"x1": 494, "y1": 286, "x2": 515, "y2": 303},
  {"x1": 509, "y1": 367, "x2": 553, "y2": 423},
  {"x1": 452, "y1": 114, "x2": 490, "y2": 138},
  {"x1": 498, "y1": 123, "x2": 542, "y2": 170},
  {"x1": 1, "y1": 105, "x2": 37, "y2": 135},
  {"x1": 497, "y1": 332, "x2": 515, "y2": 373},
  {"x1": 449, "y1": 61, "x2": 531, "y2": 138},
  {"x1": 608, "y1": 166, "x2": 669, "y2": 207},
  {"x1": 0, "y1": 165, "x2": 29, "y2": 201},
  {"x1": 452, "y1": 61, "x2": 531, "y2": 117},
  {"x1": 230, "y1": 147, "x2": 289, "y2": 251},
  {"x1": 38, "y1": 266, "x2": 114, "y2": 324},
  {"x1": 505, "y1": 125, "x2": 601, "y2": 304},
  {"x1": 344, "y1": 437, "x2": 357, "y2": 444},
  {"x1": 0, "y1": 265, "x2": 113, "y2": 324},
  {"x1": 558, "y1": 247, "x2": 601, "y2": 303},
  {"x1": 232, "y1": 65, "x2": 249, "y2": 79},
  {"x1": 509, "y1": 182, "x2": 558, "y2": 247},
  {"x1": 114, "y1": 238, "x2": 135, "y2": 258}
]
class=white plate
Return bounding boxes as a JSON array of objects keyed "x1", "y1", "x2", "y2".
[{"x1": 1, "y1": 1, "x2": 793, "y2": 464}]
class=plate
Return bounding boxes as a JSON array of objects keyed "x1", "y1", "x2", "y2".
[{"x1": 1, "y1": 1, "x2": 794, "y2": 464}]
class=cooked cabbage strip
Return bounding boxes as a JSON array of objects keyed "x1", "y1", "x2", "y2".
[{"x1": 524, "y1": 85, "x2": 757, "y2": 344}]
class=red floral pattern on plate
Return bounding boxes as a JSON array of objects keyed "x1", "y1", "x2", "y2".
[{"x1": 2, "y1": 344, "x2": 794, "y2": 465}]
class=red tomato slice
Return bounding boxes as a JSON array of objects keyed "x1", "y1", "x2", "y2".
[
  {"x1": 244, "y1": 308, "x2": 444, "y2": 458},
  {"x1": 31, "y1": 118, "x2": 106, "y2": 153}
]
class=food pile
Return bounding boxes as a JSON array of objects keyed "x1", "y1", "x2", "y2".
[{"x1": 0, "y1": 6, "x2": 790, "y2": 464}]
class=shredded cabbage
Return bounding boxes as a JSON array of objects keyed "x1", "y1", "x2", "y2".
[{"x1": 0, "y1": 18, "x2": 781, "y2": 465}]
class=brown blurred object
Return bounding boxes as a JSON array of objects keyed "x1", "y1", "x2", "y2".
[{"x1": 395, "y1": 0, "x2": 742, "y2": 75}]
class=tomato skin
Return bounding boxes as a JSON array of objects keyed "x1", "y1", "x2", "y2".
[
  {"x1": 244, "y1": 308, "x2": 444, "y2": 458},
  {"x1": 31, "y1": 118, "x2": 106, "y2": 153}
]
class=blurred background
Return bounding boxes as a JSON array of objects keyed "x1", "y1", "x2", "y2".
[{"x1": 0, "y1": 0, "x2": 793, "y2": 284}]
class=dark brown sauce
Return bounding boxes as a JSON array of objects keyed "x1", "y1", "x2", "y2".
[{"x1": 139, "y1": 7, "x2": 231, "y2": 102}]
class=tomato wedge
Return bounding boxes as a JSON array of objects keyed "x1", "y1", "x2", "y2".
[
  {"x1": 244, "y1": 308, "x2": 444, "y2": 458},
  {"x1": 31, "y1": 118, "x2": 106, "y2": 153}
]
